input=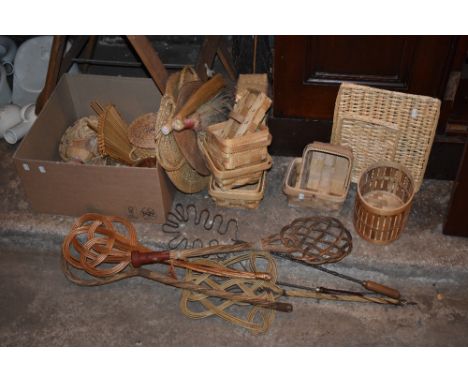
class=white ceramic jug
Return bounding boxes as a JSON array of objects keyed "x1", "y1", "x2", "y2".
[
  {"x1": 0, "y1": 103, "x2": 21, "y2": 138},
  {"x1": 12, "y1": 36, "x2": 79, "y2": 106},
  {"x1": 3, "y1": 103, "x2": 37, "y2": 144}
]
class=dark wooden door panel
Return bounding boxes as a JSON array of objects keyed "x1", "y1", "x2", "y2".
[
  {"x1": 443, "y1": 141, "x2": 468, "y2": 237},
  {"x1": 274, "y1": 36, "x2": 455, "y2": 120},
  {"x1": 305, "y1": 36, "x2": 416, "y2": 88}
]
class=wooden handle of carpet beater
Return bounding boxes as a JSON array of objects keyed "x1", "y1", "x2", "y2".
[
  {"x1": 362, "y1": 281, "x2": 401, "y2": 299},
  {"x1": 270, "y1": 302, "x2": 293, "y2": 313},
  {"x1": 131, "y1": 251, "x2": 171, "y2": 268}
]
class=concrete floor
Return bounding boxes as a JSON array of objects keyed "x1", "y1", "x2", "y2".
[{"x1": 1, "y1": 139, "x2": 468, "y2": 346}]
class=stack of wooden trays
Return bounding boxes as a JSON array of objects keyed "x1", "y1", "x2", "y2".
[
  {"x1": 200, "y1": 79, "x2": 272, "y2": 209},
  {"x1": 200, "y1": 123, "x2": 272, "y2": 208},
  {"x1": 283, "y1": 142, "x2": 353, "y2": 211}
]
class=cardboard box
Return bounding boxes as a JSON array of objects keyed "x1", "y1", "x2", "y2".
[{"x1": 13, "y1": 74, "x2": 175, "y2": 223}]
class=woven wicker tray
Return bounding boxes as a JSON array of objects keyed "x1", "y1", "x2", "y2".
[
  {"x1": 331, "y1": 82, "x2": 441, "y2": 192},
  {"x1": 205, "y1": 121, "x2": 271, "y2": 170},
  {"x1": 206, "y1": 121, "x2": 271, "y2": 154},
  {"x1": 334, "y1": 112, "x2": 400, "y2": 183},
  {"x1": 199, "y1": 136, "x2": 271, "y2": 188},
  {"x1": 209, "y1": 171, "x2": 266, "y2": 209}
]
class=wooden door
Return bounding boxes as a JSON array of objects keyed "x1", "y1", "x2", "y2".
[
  {"x1": 444, "y1": 141, "x2": 468, "y2": 237},
  {"x1": 274, "y1": 36, "x2": 455, "y2": 121}
]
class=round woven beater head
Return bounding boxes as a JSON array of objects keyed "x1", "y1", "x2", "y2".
[
  {"x1": 279, "y1": 216, "x2": 353, "y2": 264},
  {"x1": 155, "y1": 68, "x2": 209, "y2": 193}
]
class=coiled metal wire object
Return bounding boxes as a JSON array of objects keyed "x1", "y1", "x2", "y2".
[{"x1": 162, "y1": 203, "x2": 239, "y2": 249}]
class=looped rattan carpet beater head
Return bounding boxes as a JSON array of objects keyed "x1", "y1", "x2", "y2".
[{"x1": 180, "y1": 252, "x2": 279, "y2": 335}]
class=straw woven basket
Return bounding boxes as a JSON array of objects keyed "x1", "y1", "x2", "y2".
[
  {"x1": 155, "y1": 68, "x2": 209, "y2": 193},
  {"x1": 353, "y1": 161, "x2": 415, "y2": 244},
  {"x1": 59, "y1": 116, "x2": 105, "y2": 165},
  {"x1": 331, "y1": 82, "x2": 441, "y2": 192},
  {"x1": 128, "y1": 112, "x2": 158, "y2": 149}
]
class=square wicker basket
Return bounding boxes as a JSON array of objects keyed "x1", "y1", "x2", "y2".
[
  {"x1": 205, "y1": 121, "x2": 271, "y2": 170},
  {"x1": 209, "y1": 171, "x2": 266, "y2": 209},
  {"x1": 331, "y1": 82, "x2": 441, "y2": 192},
  {"x1": 283, "y1": 142, "x2": 353, "y2": 211},
  {"x1": 199, "y1": 135, "x2": 272, "y2": 189}
]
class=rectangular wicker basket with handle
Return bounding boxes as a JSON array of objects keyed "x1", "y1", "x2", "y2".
[{"x1": 283, "y1": 142, "x2": 353, "y2": 211}]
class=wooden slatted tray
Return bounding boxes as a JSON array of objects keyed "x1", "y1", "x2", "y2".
[
  {"x1": 199, "y1": 136, "x2": 272, "y2": 189},
  {"x1": 205, "y1": 122, "x2": 271, "y2": 170},
  {"x1": 283, "y1": 142, "x2": 353, "y2": 211},
  {"x1": 209, "y1": 171, "x2": 266, "y2": 209}
]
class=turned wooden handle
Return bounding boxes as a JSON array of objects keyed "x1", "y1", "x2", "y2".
[
  {"x1": 363, "y1": 281, "x2": 401, "y2": 299},
  {"x1": 131, "y1": 251, "x2": 171, "y2": 268},
  {"x1": 270, "y1": 302, "x2": 293, "y2": 313}
]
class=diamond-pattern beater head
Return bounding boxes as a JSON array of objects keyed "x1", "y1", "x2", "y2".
[{"x1": 279, "y1": 217, "x2": 353, "y2": 264}]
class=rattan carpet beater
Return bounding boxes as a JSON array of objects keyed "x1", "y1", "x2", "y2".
[
  {"x1": 179, "y1": 251, "x2": 404, "y2": 334},
  {"x1": 61, "y1": 213, "x2": 289, "y2": 312},
  {"x1": 61, "y1": 213, "x2": 405, "y2": 332},
  {"x1": 62, "y1": 213, "x2": 353, "y2": 282}
]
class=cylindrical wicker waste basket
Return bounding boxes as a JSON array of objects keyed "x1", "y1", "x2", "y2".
[{"x1": 353, "y1": 161, "x2": 415, "y2": 244}]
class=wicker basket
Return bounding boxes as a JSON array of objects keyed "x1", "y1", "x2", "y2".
[
  {"x1": 199, "y1": 136, "x2": 272, "y2": 188},
  {"x1": 155, "y1": 67, "x2": 210, "y2": 194},
  {"x1": 206, "y1": 121, "x2": 271, "y2": 154},
  {"x1": 331, "y1": 82, "x2": 441, "y2": 192},
  {"x1": 209, "y1": 171, "x2": 266, "y2": 209},
  {"x1": 283, "y1": 142, "x2": 353, "y2": 211},
  {"x1": 236, "y1": 74, "x2": 269, "y2": 97},
  {"x1": 205, "y1": 121, "x2": 271, "y2": 170},
  {"x1": 334, "y1": 112, "x2": 400, "y2": 183},
  {"x1": 353, "y1": 161, "x2": 415, "y2": 244}
]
